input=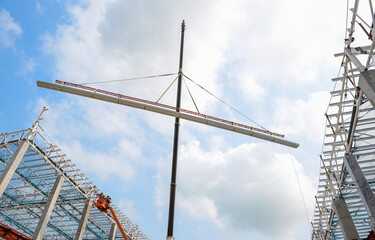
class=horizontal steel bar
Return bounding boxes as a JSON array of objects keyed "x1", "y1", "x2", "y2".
[{"x1": 37, "y1": 81, "x2": 299, "y2": 148}]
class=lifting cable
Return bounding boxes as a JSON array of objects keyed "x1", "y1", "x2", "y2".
[
  {"x1": 80, "y1": 73, "x2": 177, "y2": 86},
  {"x1": 288, "y1": 148, "x2": 312, "y2": 235},
  {"x1": 182, "y1": 76, "x2": 200, "y2": 113},
  {"x1": 182, "y1": 73, "x2": 269, "y2": 131},
  {"x1": 156, "y1": 74, "x2": 180, "y2": 103},
  {"x1": 77, "y1": 71, "x2": 268, "y2": 132}
]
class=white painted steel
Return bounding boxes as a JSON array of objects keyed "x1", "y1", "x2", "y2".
[
  {"x1": 332, "y1": 198, "x2": 360, "y2": 240},
  {"x1": 33, "y1": 175, "x2": 65, "y2": 240},
  {"x1": 344, "y1": 154, "x2": 375, "y2": 232},
  {"x1": 75, "y1": 200, "x2": 93, "y2": 240},
  {"x1": 109, "y1": 224, "x2": 117, "y2": 240},
  {"x1": 37, "y1": 81, "x2": 299, "y2": 148},
  {"x1": 0, "y1": 107, "x2": 47, "y2": 199}
]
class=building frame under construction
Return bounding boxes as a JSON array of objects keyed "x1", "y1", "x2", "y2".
[
  {"x1": 312, "y1": 0, "x2": 375, "y2": 239},
  {"x1": 0, "y1": 108, "x2": 149, "y2": 239}
]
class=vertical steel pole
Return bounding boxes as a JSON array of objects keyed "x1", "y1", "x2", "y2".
[{"x1": 167, "y1": 20, "x2": 185, "y2": 240}]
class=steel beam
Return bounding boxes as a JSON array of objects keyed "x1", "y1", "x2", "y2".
[
  {"x1": 33, "y1": 175, "x2": 64, "y2": 240},
  {"x1": 74, "y1": 200, "x2": 93, "y2": 240},
  {"x1": 109, "y1": 223, "x2": 117, "y2": 240},
  {"x1": 344, "y1": 154, "x2": 375, "y2": 232},
  {"x1": 344, "y1": 48, "x2": 365, "y2": 71},
  {"x1": 332, "y1": 198, "x2": 360, "y2": 240},
  {"x1": 37, "y1": 80, "x2": 299, "y2": 148}
]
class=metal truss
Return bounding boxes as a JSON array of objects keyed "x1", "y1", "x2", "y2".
[
  {"x1": 0, "y1": 124, "x2": 148, "y2": 239},
  {"x1": 312, "y1": 0, "x2": 375, "y2": 239}
]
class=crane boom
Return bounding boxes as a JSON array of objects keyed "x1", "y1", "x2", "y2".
[
  {"x1": 36, "y1": 80, "x2": 299, "y2": 148},
  {"x1": 109, "y1": 207, "x2": 128, "y2": 240}
]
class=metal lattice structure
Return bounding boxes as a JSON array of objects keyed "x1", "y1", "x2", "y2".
[
  {"x1": 0, "y1": 110, "x2": 149, "y2": 239},
  {"x1": 312, "y1": 1, "x2": 375, "y2": 239}
]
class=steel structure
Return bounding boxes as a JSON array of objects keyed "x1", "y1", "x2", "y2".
[
  {"x1": 0, "y1": 109, "x2": 148, "y2": 239},
  {"x1": 312, "y1": 0, "x2": 375, "y2": 239},
  {"x1": 36, "y1": 80, "x2": 299, "y2": 149}
]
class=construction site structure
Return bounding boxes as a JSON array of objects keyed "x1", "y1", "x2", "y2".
[
  {"x1": 0, "y1": 107, "x2": 148, "y2": 239},
  {"x1": 36, "y1": 21, "x2": 299, "y2": 240},
  {"x1": 312, "y1": 1, "x2": 375, "y2": 239}
]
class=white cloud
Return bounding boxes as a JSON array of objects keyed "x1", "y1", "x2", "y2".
[
  {"x1": 271, "y1": 91, "x2": 330, "y2": 142},
  {"x1": 36, "y1": 1, "x2": 46, "y2": 15},
  {"x1": 34, "y1": 97, "x2": 144, "y2": 181},
  {"x1": 34, "y1": 0, "x2": 345, "y2": 238},
  {"x1": 155, "y1": 140, "x2": 315, "y2": 239},
  {"x1": 40, "y1": 0, "x2": 253, "y2": 115},
  {"x1": 59, "y1": 140, "x2": 137, "y2": 181},
  {"x1": 19, "y1": 57, "x2": 37, "y2": 78},
  {"x1": 0, "y1": 9, "x2": 22, "y2": 47},
  {"x1": 118, "y1": 199, "x2": 141, "y2": 221},
  {"x1": 220, "y1": 0, "x2": 345, "y2": 102}
]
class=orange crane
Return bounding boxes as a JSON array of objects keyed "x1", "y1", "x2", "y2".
[{"x1": 95, "y1": 193, "x2": 128, "y2": 240}]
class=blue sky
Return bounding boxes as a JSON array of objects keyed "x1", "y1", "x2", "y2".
[{"x1": 0, "y1": 0, "x2": 348, "y2": 239}]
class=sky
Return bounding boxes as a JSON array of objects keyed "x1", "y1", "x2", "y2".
[{"x1": 0, "y1": 0, "x2": 350, "y2": 239}]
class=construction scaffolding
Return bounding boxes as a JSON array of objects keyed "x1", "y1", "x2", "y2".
[
  {"x1": 0, "y1": 108, "x2": 148, "y2": 239},
  {"x1": 312, "y1": 1, "x2": 375, "y2": 239}
]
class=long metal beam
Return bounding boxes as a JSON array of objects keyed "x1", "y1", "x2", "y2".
[
  {"x1": 332, "y1": 198, "x2": 360, "y2": 239},
  {"x1": 33, "y1": 175, "x2": 65, "y2": 240},
  {"x1": 74, "y1": 200, "x2": 93, "y2": 240},
  {"x1": 344, "y1": 154, "x2": 375, "y2": 232},
  {"x1": 36, "y1": 80, "x2": 299, "y2": 148}
]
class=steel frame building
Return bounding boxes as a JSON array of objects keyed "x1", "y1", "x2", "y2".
[
  {"x1": 312, "y1": 0, "x2": 375, "y2": 239},
  {"x1": 0, "y1": 108, "x2": 148, "y2": 239}
]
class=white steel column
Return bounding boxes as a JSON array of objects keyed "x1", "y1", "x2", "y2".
[
  {"x1": 33, "y1": 175, "x2": 64, "y2": 240},
  {"x1": 109, "y1": 223, "x2": 117, "y2": 240},
  {"x1": 344, "y1": 154, "x2": 375, "y2": 232},
  {"x1": 332, "y1": 198, "x2": 360, "y2": 240},
  {"x1": 74, "y1": 200, "x2": 93, "y2": 240}
]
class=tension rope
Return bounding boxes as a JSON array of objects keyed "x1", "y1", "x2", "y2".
[
  {"x1": 75, "y1": 71, "x2": 270, "y2": 133},
  {"x1": 288, "y1": 148, "x2": 312, "y2": 235},
  {"x1": 183, "y1": 73, "x2": 269, "y2": 131},
  {"x1": 80, "y1": 73, "x2": 177, "y2": 85}
]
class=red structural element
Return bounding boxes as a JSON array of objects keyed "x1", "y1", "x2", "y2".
[
  {"x1": 55, "y1": 80, "x2": 285, "y2": 138},
  {"x1": 0, "y1": 222, "x2": 32, "y2": 240},
  {"x1": 366, "y1": 230, "x2": 375, "y2": 240}
]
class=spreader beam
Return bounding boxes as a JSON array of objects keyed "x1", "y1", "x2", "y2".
[{"x1": 37, "y1": 80, "x2": 299, "y2": 148}]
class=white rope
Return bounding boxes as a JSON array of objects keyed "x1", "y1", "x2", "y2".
[
  {"x1": 182, "y1": 76, "x2": 200, "y2": 113},
  {"x1": 288, "y1": 148, "x2": 312, "y2": 235},
  {"x1": 81, "y1": 73, "x2": 177, "y2": 85},
  {"x1": 182, "y1": 73, "x2": 269, "y2": 131}
]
